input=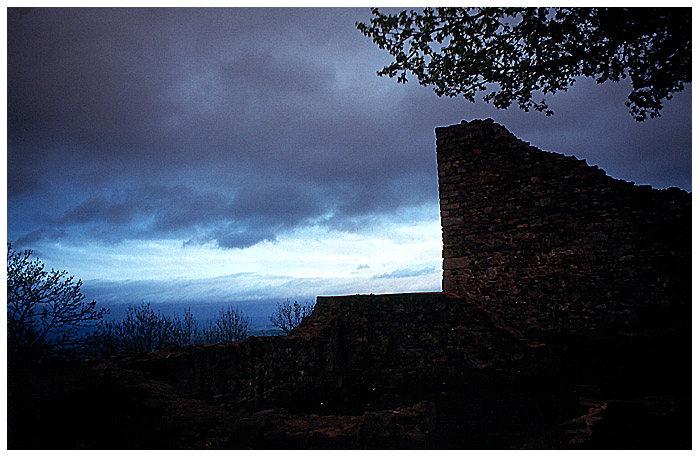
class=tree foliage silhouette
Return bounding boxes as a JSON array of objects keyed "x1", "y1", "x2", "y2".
[
  {"x1": 204, "y1": 306, "x2": 250, "y2": 343},
  {"x1": 269, "y1": 299, "x2": 315, "y2": 335},
  {"x1": 357, "y1": 7, "x2": 691, "y2": 121},
  {"x1": 100, "y1": 303, "x2": 175, "y2": 354},
  {"x1": 100, "y1": 304, "x2": 251, "y2": 355},
  {"x1": 7, "y1": 242, "x2": 107, "y2": 360}
]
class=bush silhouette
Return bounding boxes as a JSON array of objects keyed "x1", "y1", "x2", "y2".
[
  {"x1": 269, "y1": 299, "x2": 315, "y2": 335},
  {"x1": 203, "y1": 306, "x2": 251, "y2": 343},
  {"x1": 100, "y1": 303, "x2": 251, "y2": 355}
]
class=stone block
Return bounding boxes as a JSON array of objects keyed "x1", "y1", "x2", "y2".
[{"x1": 444, "y1": 256, "x2": 470, "y2": 270}]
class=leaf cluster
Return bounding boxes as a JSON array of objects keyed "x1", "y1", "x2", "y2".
[{"x1": 357, "y1": 7, "x2": 691, "y2": 121}]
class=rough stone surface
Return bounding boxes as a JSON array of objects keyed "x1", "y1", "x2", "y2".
[{"x1": 437, "y1": 119, "x2": 691, "y2": 334}]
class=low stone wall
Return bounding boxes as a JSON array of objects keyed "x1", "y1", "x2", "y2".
[
  {"x1": 436, "y1": 119, "x2": 691, "y2": 333},
  {"x1": 10, "y1": 289, "x2": 690, "y2": 448},
  {"x1": 115, "y1": 293, "x2": 529, "y2": 411}
]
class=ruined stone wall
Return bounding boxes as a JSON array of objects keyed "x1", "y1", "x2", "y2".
[
  {"x1": 123, "y1": 119, "x2": 692, "y2": 408},
  {"x1": 437, "y1": 119, "x2": 691, "y2": 333},
  {"x1": 116, "y1": 293, "x2": 528, "y2": 411}
]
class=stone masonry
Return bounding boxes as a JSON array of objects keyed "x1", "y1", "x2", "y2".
[{"x1": 437, "y1": 119, "x2": 691, "y2": 333}]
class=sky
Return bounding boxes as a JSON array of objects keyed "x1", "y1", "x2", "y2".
[{"x1": 5, "y1": 7, "x2": 693, "y2": 322}]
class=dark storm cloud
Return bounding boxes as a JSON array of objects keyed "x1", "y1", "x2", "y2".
[
  {"x1": 20, "y1": 182, "x2": 331, "y2": 248},
  {"x1": 7, "y1": 7, "x2": 424, "y2": 246},
  {"x1": 220, "y1": 50, "x2": 333, "y2": 97},
  {"x1": 7, "y1": 7, "x2": 692, "y2": 249}
]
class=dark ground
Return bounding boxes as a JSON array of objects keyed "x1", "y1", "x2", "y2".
[{"x1": 8, "y1": 321, "x2": 690, "y2": 449}]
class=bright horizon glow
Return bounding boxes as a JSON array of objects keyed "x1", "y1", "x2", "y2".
[{"x1": 19, "y1": 202, "x2": 443, "y2": 308}]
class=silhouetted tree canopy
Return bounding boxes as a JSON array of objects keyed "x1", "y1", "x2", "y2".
[
  {"x1": 7, "y1": 243, "x2": 107, "y2": 361},
  {"x1": 99, "y1": 304, "x2": 251, "y2": 355},
  {"x1": 269, "y1": 299, "x2": 315, "y2": 335},
  {"x1": 357, "y1": 7, "x2": 691, "y2": 121},
  {"x1": 204, "y1": 306, "x2": 250, "y2": 343}
]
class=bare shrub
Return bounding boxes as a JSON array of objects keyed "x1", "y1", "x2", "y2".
[
  {"x1": 100, "y1": 303, "x2": 175, "y2": 354},
  {"x1": 171, "y1": 307, "x2": 202, "y2": 346},
  {"x1": 269, "y1": 299, "x2": 315, "y2": 335},
  {"x1": 203, "y1": 306, "x2": 250, "y2": 343}
]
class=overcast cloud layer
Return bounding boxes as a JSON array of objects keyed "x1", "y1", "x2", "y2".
[{"x1": 6, "y1": 8, "x2": 692, "y2": 308}]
